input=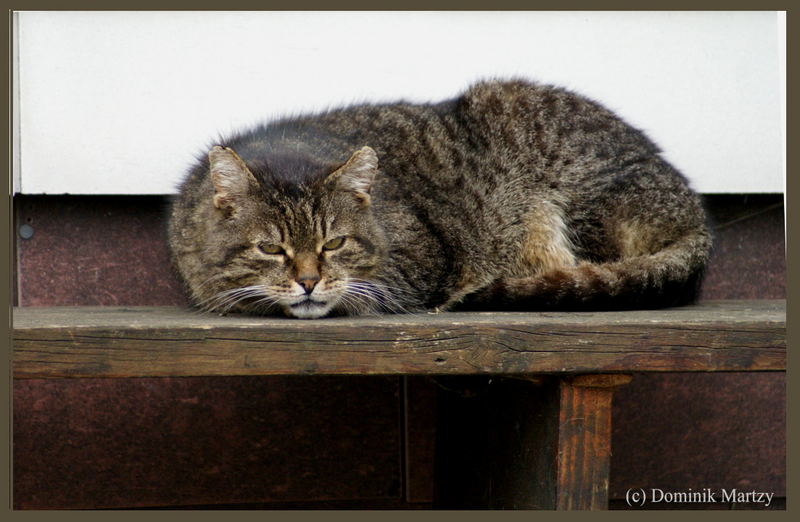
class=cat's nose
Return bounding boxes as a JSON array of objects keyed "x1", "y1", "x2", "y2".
[
  {"x1": 294, "y1": 252, "x2": 320, "y2": 294},
  {"x1": 297, "y1": 275, "x2": 320, "y2": 294}
]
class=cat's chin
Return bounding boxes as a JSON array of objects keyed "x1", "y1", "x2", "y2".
[{"x1": 283, "y1": 299, "x2": 335, "y2": 319}]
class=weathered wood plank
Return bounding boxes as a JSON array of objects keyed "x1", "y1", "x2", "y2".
[{"x1": 13, "y1": 300, "x2": 785, "y2": 378}]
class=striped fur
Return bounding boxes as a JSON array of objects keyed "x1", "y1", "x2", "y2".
[{"x1": 168, "y1": 79, "x2": 711, "y2": 318}]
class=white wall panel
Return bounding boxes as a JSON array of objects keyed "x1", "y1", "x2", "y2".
[{"x1": 15, "y1": 11, "x2": 783, "y2": 194}]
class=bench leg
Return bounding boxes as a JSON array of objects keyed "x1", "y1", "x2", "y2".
[
  {"x1": 555, "y1": 374, "x2": 632, "y2": 509},
  {"x1": 432, "y1": 374, "x2": 630, "y2": 510}
]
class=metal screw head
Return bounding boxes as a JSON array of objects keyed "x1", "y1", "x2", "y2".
[{"x1": 18, "y1": 224, "x2": 34, "y2": 240}]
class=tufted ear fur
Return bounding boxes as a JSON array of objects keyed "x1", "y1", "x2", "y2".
[
  {"x1": 326, "y1": 146, "x2": 378, "y2": 206},
  {"x1": 208, "y1": 146, "x2": 258, "y2": 215}
]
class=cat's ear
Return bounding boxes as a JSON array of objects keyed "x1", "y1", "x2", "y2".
[
  {"x1": 327, "y1": 146, "x2": 378, "y2": 206},
  {"x1": 208, "y1": 146, "x2": 258, "y2": 215}
]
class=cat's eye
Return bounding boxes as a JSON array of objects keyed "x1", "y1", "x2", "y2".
[
  {"x1": 322, "y1": 237, "x2": 345, "y2": 251},
  {"x1": 258, "y1": 243, "x2": 285, "y2": 255}
]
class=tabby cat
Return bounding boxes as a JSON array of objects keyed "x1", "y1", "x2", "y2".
[{"x1": 168, "y1": 79, "x2": 711, "y2": 319}]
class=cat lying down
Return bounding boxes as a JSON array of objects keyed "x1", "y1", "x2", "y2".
[{"x1": 169, "y1": 79, "x2": 710, "y2": 319}]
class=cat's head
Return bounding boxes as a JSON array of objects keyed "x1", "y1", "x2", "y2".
[{"x1": 196, "y1": 145, "x2": 389, "y2": 318}]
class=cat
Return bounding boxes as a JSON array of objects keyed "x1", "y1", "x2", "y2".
[{"x1": 168, "y1": 79, "x2": 711, "y2": 319}]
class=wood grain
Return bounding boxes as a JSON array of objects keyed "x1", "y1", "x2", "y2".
[
  {"x1": 555, "y1": 380, "x2": 615, "y2": 510},
  {"x1": 13, "y1": 300, "x2": 785, "y2": 378}
]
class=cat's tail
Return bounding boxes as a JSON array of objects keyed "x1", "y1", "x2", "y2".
[{"x1": 462, "y1": 231, "x2": 712, "y2": 311}]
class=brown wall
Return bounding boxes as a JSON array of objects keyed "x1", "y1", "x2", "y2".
[{"x1": 12, "y1": 194, "x2": 785, "y2": 509}]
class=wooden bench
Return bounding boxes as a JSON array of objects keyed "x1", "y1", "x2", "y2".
[{"x1": 13, "y1": 299, "x2": 786, "y2": 510}]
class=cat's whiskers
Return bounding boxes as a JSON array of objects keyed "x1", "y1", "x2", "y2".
[
  {"x1": 349, "y1": 278, "x2": 414, "y2": 296},
  {"x1": 343, "y1": 278, "x2": 413, "y2": 315},
  {"x1": 251, "y1": 294, "x2": 282, "y2": 314},
  {"x1": 351, "y1": 279, "x2": 421, "y2": 308},
  {"x1": 198, "y1": 285, "x2": 270, "y2": 314},
  {"x1": 337, "y1": 290, "x2": 381, "y2": 316}
]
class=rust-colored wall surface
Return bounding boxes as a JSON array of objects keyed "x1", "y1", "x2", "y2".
[
  {"x1": 14, "y1": 376, "x2": 403, "y2": 509},
  {"x1": 14, "y1": 196, "x2": 186, "y2": 307},
  {"x1": 700, "y1": 195, "x2": 785, "y2": 301},
  {"x1": 12, "y1": 194, "x2": 785, "y2": 509},
  {"x1": 13, "y1": 194, "x2": 785, "y2": 305},
  {"x1": 610, "y1": 373, "x2": 785, "y2": 499}
]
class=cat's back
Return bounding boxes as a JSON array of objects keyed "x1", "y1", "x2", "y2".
[
  {"x1": 456, "y1": 79, "x2": 663, "y2": 177},
  {"x1": 305, "y1": 79, "x2": 660, "y2": 192}
]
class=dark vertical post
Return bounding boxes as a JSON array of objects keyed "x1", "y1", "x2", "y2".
[
  {"x1": 484, "y1": 376, "x2": 560, "y2": 509},
  {"x1": 432, "y1": 376, "x2": 493, "y2": 509}
]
